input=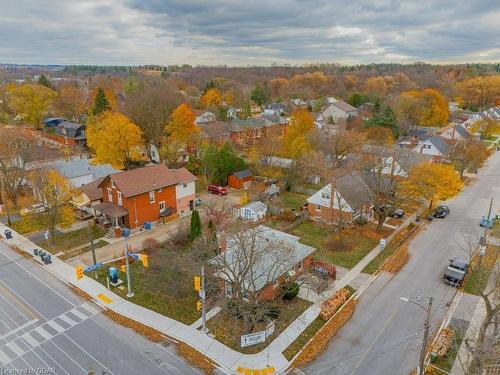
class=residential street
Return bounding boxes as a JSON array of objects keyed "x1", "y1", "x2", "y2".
[
  {"x1": 0, "y1": 241, "x2": 202, "y2": 375},
  {"x1": 303, "y1": 150, "x2": 500, "y2": 375}
]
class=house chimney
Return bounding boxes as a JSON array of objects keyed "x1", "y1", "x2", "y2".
[{"x1": 218, "y1": 233, "x2": 227, "y2": 252}]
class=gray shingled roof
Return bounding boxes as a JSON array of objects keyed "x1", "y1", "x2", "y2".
[
  {"x1": 428, "y1": 136, "x2": 450, "y2": 155},
  {"x1": 232, "y1": 169, "x2": 253, "y2": 179}
]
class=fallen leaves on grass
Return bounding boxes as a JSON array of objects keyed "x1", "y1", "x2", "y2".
[
  {"x1": 381, "y1": 244, "x2": 409, "y2": 273},
  {"x1": 320, "y1": 288, "x2": 350, "y2": 320},
  {"x1": 176, "y1": 342, "x2": 215, "y2": 375},
  {"x1": 292, "y1": 298, "x2": 356, "y2": 367}
]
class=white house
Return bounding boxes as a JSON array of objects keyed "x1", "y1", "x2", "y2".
[
  {"x1": 413, "y1": 135, "x2": 452, "y2": 158},
  {"x1": 194, "y1": 110, "x2": 216, "y2": 124},
  {"x1": 319, "y1": 100, "x2": 358, "y2": 123},
  {"x1": 439, "y1": 124, "x2": 471, "y2": 141},
  {"x1": 240, "y1": 201, "x2": 267, "y2": 221}
]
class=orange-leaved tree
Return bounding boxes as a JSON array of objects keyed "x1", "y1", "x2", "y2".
[
  {"x1": 456, "y1": 75, "x2": 500, "y2": 110},
  {"x1": 200, "y1": 88, "x2": 222, "y2": 109},
  {"x1": 87, "y1": 112, "x2": 144, "y2": 169},
  {"x1": 282, "y1": 108, "x2": 314, "y2": 159},
  {"x1": 400, "y1": 88, "x2": 449, "y2": 127},
  {"x1": 401, "y1": 163, "x2": 463, "y2": 210},
  {"x1": 165, "y1": 103, "x2": 200, "y2": 146}
]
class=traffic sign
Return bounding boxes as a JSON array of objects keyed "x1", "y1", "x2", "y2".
[
  {"x1": 84, "y1": 262, "x2": 102, "y2": 273},
  {"x1": 76, "y1": 265, "x2": 84, "y2": 280},
  {"x1": 194, "y1": 276, "x2": 201, "y2": 291}
]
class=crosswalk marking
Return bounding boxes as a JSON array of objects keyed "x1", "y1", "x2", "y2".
[
  {"x1": 0, "y1": 303, "x2": 100, "y2": 366},
  {"x1": 21, "y1": 333, "x2": 38, "y2": 347}
]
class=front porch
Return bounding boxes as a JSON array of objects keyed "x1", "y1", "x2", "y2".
[{"x1": 93, "y1": 202, "x2": 128, "y2": 237}]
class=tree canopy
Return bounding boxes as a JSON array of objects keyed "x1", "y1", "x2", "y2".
[
  {"x1": 8, "y1": 84, "x2": 57, "y2": 128},
  {"x1": 203, "y1": 142, "x2": 246, "y2": 185},
  {"x1": 282, "y1": 108, "x2": 314, "y2": 159}
]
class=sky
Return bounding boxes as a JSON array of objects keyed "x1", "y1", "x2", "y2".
[{"x1": 0, "y1": 0, "x2": 499, "y2": 66}]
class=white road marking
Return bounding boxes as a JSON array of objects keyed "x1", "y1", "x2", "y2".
[
  {"x1": 46, "y1": 320, "x2": 64, "y2": 333},
  {"x1": 57, "y1": 314, "x2": 76, "y2": 326},
  {"x1": 21, "y1": 333, "x2": 38, "y2": 347},
  {"x1": 33, "y1": 326, "x2": 52, "y2": 340},
  {"x1": 69, "y1": 308, "x2": 87, "y2": 321},
  {"x1": 0, "y1": 348, "x2": 10, "y2": 364},
  {"x1": 6, "y1": 341, "x2": 24, "y2": 357}
]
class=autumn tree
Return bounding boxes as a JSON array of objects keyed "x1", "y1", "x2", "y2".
[
  {"x1": 320, "y1": 128, "x2": 363, "y2": 169},
  {"x1": 363, "y1": 76, "x2": 388, "y2": 98},
  {"x1": 30, "y1": 170, "x2": 75, "y2": 246},
  {"x1": 399, "y1": 88, "x2": 449, "y2": 127},
  {"x1": 270, "y1": 77, "x2": 289, "y2": 100},
  {"x1": 123, "y1": 80, "x2": 183, "y2": 154},
  {"x1": 165, "y1": 103, "x2": 200, "y2": 146},
  {"x1": 368, "y1": 105, "x2": 399, "y2": 137},
  {"x1": 282, "y1": 108, "x2": 314, "y2": 159},
  {"x1": 0, "y1": 129, "x2": 33, "y2": 208},
  {"x1": 92, "y1": 87, "x2": 111, "y2": 115},
  {"x1": 401, "y1": 163, "x2": 463, "y2": 210},
  {"x1": 8, "y1": 84, "x2": 57, "y2": 129},
  {"x1": 200, "y1": 88, "x2": 222, "y2": 109},
  {"x1": 469, "y1": 118, "x2": 500, "y2": 139},
  {"x1": 456, "y1": 75, "x2": 500, "y2": 110},
  {"x1": 51, "y1": 82, "x2": 87, "y2": 122},
  {"x1": 86, "y1": 112, "x2": 144, "y2": 169},
  {"x1": 449, "y1": 139, "x2": 491, "y2": 178}
]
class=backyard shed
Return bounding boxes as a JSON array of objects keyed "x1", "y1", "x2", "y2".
[
  {"x1": 240, "y1": 201, "x2": 268, "y2": 221},
  {"x1": 228, "y1": 169, "x2": 254, "y2": 189}
]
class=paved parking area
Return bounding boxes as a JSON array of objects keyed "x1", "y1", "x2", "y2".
[{"x1": 0, "y1": 241, "x2": 202, "y2": 375}]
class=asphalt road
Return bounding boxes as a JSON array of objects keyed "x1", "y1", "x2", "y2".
[
  {"x1": 304, "y1": 150, "x2": 500, "y2": 375},
  {"x1": 0, "y1": 240, "x2": 203, "y2": 375}
]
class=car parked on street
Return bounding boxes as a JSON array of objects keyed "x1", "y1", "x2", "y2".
[
  {"x1": 434, "y1": 205, "x2": 450, "y2": 218},
  {"x1": 443, "y1": 257, "x2": 469, "y2": 286},
  {"x1": 207, "y1": 184, "x2": 228, "y2": 196}
]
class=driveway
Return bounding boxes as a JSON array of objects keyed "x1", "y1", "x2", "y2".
[{"x1": 303, "y1": 150, "x2": 500, "y2": 375}]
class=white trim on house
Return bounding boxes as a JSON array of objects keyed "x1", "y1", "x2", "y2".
[{"x1": 306, "y1": 184, "x2": 353, "y2": 212}]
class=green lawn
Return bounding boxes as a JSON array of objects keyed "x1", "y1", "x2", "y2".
[
  {"x1": 59, "y1": 239, "x2": 109, "y2": 261},
  {"x1": 283, "y1": 316, "x2": 326, "y2": 360},
  {"x1": 292, "y1": 222, "x2": 391, "y2": 269},
  {"x1": 463, "y1": 246, "x2": 498, "y2": 295},
  {"x1": 276, "y1": 191, "x2": 308, "y2": 210},
  {"x1": 9, "y1": 215, "x2": 45, "y2": 234},
  {"x1": 95, "y1": 245, "x2": 201, "y2": 324},
  {"x1": 430, "y1": 326, "x2": 464, "y2": 373},
  {"x1": 36, "y1": 225, "x2": 106, "y2": 253},
  {"x1": 491, "y1": 222, "x2": 500, "y2": 238},
  {"x1": 207, "y1": 298, "x2": 312, "y2": 354}
]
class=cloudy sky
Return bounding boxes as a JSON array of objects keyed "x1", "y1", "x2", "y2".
[{"x1": 1, "y1": 0, "x2": 499, "y2": 66}]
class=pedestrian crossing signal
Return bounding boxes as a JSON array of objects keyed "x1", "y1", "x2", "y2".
[
  {"x1": 76, "y1": 265, "x2": 84, "y2": 280},
  {"x1": 196, "y1": 300, "x2": 202, "y2": 311},
  {"x1": 120, "y1": 265, "x2": 127, "y2": 273},
  {"x1": 139, "y1": 254, "x2": 149, "y2": 268}
]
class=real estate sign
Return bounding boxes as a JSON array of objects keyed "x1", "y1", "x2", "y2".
[{"x1": 240, "y1": 331, "x2": 266, "y2": 348}]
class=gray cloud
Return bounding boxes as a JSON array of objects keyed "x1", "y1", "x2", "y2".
[{"x1": 0, "y1": 0, "x2": 499, "y2": 65}]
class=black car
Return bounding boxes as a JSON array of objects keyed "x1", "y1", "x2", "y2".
[
  {"x1": 443, "y1": 258, "x2": 469, "y2": 286},
  {"x1": 434, "y1": 205, "x2": 450, "y2": 218}
]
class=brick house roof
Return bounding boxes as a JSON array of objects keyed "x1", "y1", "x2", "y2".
[{"x1": 98, "y1": 164, "x2": 197, "y2": 198}]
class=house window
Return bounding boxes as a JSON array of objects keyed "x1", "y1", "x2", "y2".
[
  {"x1": 183, "y1": 183, "x2": 187, "y2": 188},
  {"x1": 316, "y1": 204, "x2": 321, "y2": 212},
  {"x1": 117, "y1": 191, "x2": 122, "y2": 206},
  {"x1": 244, "y1": 209, "x2": 252, "y2": 220},
  {"x1": 224, "y1": 281, "x2": 232, "y2": 297},
  {"x1": 157, "y1": 188, "x2": 162, "y2": 193},
  {"x1": 242, "y1": 291, "x2": 250, "y2": 302},
  {"x1": 111, "y1": 180, "x2": 115, "y2": 188},
  {"x1": 159, "y1": 201, "x2": 165, "y2": 212},
  {"x1": 107, "y1": 188, "x2": 113, "y2": 202},
  {"x1": 149, "y1": 191, "x2": 155, "y2": 203}
]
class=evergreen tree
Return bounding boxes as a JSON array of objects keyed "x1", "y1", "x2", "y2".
[
  {"x1": 190, "y1": 209, "x2": 202, "y2": 242},
  {"x1": 92, "y1": 87, "x2": 111, "y2": 115},
  {"x1": 250, "y1": 82, "x2": 270, "y2": 106},
  {"x1": 368, "y1": 105, "x2": 399, "y2": 137},
  {"x1": 207, "y1": 219, "x2": 216, "y2": 242},
  {"x1": 38, "y1": 75, "x2": 53, "y2": 89}
]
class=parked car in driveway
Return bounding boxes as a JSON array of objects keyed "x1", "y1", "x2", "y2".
[
  {"x1": 194, "y1": 197, "x2": 202, "y2": 206},
  {"x1": 389, "y1": 208, "x2": 405, "y2": 219},
  {"x1": 434, "y1": 205, "x2": 450, "y2": 218},
  {"x1": 207, "y1": 184, "x2": 228, "y2": 195},
  {"x1": 443, "y1": 258, "x2": 469, "y2": 286}
]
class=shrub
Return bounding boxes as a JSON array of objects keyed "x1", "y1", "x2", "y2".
[
  {"x1": 142, "y1": 238, "x2": 160, "y2": 254},
  {"x1": 282, "y1": 282, "x2": 300, "y2": 300},
  {"x1": 353, "y1": 217, "x2": 368, "y2": 226},
  {"x1": 320, "y1": 288, "x2": 350, "y2": 320}
]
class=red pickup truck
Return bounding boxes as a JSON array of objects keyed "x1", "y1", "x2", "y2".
[{"x1": 207, "y1": 184, "x2": 228, "y2": 195}]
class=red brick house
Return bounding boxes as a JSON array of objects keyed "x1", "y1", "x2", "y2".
[
  {"x1": 227, "y1": 169, "x2": 254, "y2": 189},
  {"x1": 95, "y1": 164, "x2": 196, "y2": 234},
  {"x1": 210, "y1": 226, "x2": 315, "y2": 302},
  {"x1": 307, "y1": 171, "x2": 373, "y2": 225},
  {"x1": 228, "y1": 116, "x2": 288, "y2": 149}
]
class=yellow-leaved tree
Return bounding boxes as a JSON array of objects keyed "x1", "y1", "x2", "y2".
[
  {"x1": 165, "y1": 103, "x2": 200, "y2": 146},
  {"x1": 282, "y1": 108, "x2": 314, "y2": 159},
  {"x1": 8, "y1": 84, "x2": 57, "y2": 129},
  {"x1": 87, "y1": 112, "x2": 144, "y2": 169},
  {"x1": 401, "y1": 163, "x2": 463, "y2": 210},
  {"x1": 401, "y1": 88, "x2": 449, "y2": 127},
  {"x1": 469, "y1": 118, "x2": 500, "y2": 139},
  {"x1": 30, "y1": 170, "x2": 75, "y2": 246},
  {"x1": 200, "y1": 88, "x2": 222, "y2": 109}
]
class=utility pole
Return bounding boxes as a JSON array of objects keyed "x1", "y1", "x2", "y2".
[
  {"x1": 124, "y1": 235, "x2": 134, "y2": 298},
  {"x1": 418, "y1": 297, "x2": 433, "y2": 375},
  {"x1": 200, "y1": 265, "x2": 208, "y2": 334},
  {"x1": 0, "y1": 176, "x2": 11, "y2": 227},
  {"x1": 487, "y1": 198, "x2": 493, "y2": 221},
  {"x1": 88, "y1": 220, "x2": 97, "y2": 279}
]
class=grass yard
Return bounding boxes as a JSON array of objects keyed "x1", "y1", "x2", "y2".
[
  {"x1": 491, "y1": 221, "x2": 500, "y2": 239},
  {"x1": 9, "y1": 215, "x2": 45, "y2": 234},
  {"x1": 283, "y1": 316, "x2": 326, "y2": 360},
  {"x1": 274, "y1": 191, "x2": 308, "y2": 210},
  {"x1": 292, "y1": 222, "x2": 393, "y2": 269},
  {"x1": 59, "y1": 239, "x2": 109, "y2": 261},
  {"x1": 430, "y1": 326, "x2": 465, "y2": 373},
  {"x1": 36, "y1": 225, "x2": 106, "y2": 253},
  {"x1": 463, "y1": 246, "x2": 498, "y2": 295},
  {"x1": 207, "y1": 298, "x2": 312, "y2": 354},
  {"x1": 96, "y1": 244, "x2": 201, "y2": 324}
]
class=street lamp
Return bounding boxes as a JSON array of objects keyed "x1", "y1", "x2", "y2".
[{"x1": 400, "y1": 296, "x2": 433, "y2": 375}]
